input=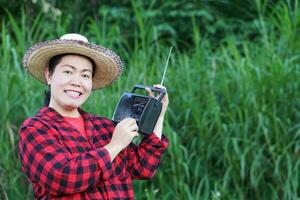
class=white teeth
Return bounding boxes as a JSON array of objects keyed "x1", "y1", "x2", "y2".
[{"x1": 65, "y1": 90, "x2": 81, "y2": 97}]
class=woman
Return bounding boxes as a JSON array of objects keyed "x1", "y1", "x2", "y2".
[{"x1": 19, "y1": 33, "x2": 169, "y2": 199}]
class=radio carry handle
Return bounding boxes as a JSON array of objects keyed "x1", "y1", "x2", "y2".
[{"x1": 131, "y1": 84, "x2": 166, "y2": 106}]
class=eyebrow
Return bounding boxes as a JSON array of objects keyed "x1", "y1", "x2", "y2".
[{"x1": 60, "y1": 64, "x2": 93, "y2": 73}]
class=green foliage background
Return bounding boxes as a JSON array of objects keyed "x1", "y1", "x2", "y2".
[{"x1": 1, "y1": 0, "x2": 300, "y2": 199}]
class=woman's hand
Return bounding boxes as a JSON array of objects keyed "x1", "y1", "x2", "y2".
[
  {"x1": 145, "y1": 84, "x2": 169, "y2": 117},
  {"x1": 145, "y1": 84, "x2": 169, "y2": 139},
  {"x1": 104, "y1": 118, "x2": 139, "y2": 161}
]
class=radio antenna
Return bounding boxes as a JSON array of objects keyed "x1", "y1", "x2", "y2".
[{"x1": 160, "y1": 46, "x2": 173, "y2": 85}]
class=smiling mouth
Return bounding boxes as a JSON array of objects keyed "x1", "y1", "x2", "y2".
[{"x1": 64, "y1": 90, "x2": 82, "y2": 97}]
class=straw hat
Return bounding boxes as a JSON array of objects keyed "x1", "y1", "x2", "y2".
[{"x1": 22, "y1": 33, "x2": 123, "y2": 89}]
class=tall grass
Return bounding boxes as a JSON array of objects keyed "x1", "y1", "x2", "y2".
[{"x1": 1, "y1": 1, "x2": 300, "y2": 199}]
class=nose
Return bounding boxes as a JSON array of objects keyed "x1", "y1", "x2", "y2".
[{"x1": 69, "y1": 74, "x2": 81, "y2": 87}]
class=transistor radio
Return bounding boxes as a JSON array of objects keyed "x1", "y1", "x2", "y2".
[
  {"x1": 112, "y1": 47, "x2": 173, "y2": 135},
  {"x1": 112, "y1": 84, "x2": 166, "y2": 134}
]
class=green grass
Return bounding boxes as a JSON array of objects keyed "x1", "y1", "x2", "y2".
[{"x1": 1, "y1": 1, "x2": 300, "y2": 199}]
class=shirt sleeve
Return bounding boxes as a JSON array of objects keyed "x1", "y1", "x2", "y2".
[
  {"x1": 18, "y1": 122, "x2": 113, "y2": 195},
  {"x1": 126, "y1": 133, "x2": 168, "y2": 179}
]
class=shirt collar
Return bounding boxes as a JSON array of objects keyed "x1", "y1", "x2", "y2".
[{"x1": 39, "y1": 106, "x2": 92, "y2": 122}]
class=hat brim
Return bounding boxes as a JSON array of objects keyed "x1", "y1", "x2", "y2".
[{"x1": 23, "y1": 39, "x2": 123, "y2": 89}]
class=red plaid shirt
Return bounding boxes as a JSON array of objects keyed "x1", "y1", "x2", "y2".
[{"x1": 19, "y1": 107, "x2": 168, "y2": 199}]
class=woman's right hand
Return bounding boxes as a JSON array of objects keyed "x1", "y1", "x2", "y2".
[{"x1": 104, "y1": 118, "x2": 139, "y2": 161}]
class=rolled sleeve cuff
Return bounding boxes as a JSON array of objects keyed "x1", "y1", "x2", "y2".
[
  {"x1": 149, "y1": 133, "x2": 168, "y2": 148},
  {"x1": 89, "y1": 148, "x2": 113, "y2": 180},
  {"x1": 141, "y1": 133, "x2": 169, "y2": 155}
]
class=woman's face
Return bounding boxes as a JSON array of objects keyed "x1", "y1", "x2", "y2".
[{"x1": 45, "y1": 54, "x2": 93, "y2": 116}]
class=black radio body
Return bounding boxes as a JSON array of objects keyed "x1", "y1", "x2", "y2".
[{"x1": 112, "y1": 84, "x2": 166, "y2": 135}]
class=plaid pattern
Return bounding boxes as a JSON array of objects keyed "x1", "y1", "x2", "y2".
[{"x1": 19, "y1": 107, "x2": 168, "y2": 200}]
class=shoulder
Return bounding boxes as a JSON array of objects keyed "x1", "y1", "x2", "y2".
[
  {"x1": 19, "y1": 108, "x2": 53, "y2": 132},
  {"x1": 19, "y1": 116, "x2": 48, "y2": 134},
  {"x1": 18, "y1": 117, "x2": 50, "y2": 146}
]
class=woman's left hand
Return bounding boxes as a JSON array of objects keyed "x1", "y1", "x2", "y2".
[{"x1": 145, "y1": 84, "x2": 169, "y2": 117}]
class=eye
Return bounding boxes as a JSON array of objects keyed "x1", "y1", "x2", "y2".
[
  {"x1": 82, "y1": 74, "x2": 91, "y2": 79},
  {"x1": 63, "y1": 70, "x2": 72, "y2": 74}
]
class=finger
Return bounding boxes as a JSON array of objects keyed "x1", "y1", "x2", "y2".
[
  {"x1": 153, "y1": 84, "x2": 167, "y2": 99},
  {"x1": 153, "y1": 84, "x2": 167, "y2": 95},
  {"x1": 145, "y1": 87, "x2": 155, "y2": 97},
  {"x1": 131, "y1": 131, "x2": 139, "y2": 138},
  {"x1": 121, "y1": 117, "x2": 136, "y2": 124},
  {"x1": 118, "y1": 119, "x2": 136, "y2": 129},
  {"x1": 128, "y1": 123, "x2": 139, "y2": 132},
  {"x1": 153, "y1": 84, "x2": 166, "y2": 90}
]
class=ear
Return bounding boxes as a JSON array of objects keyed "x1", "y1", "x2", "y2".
[{"x1": 44, "y1": 68, "x2": 52, "y2": 85}]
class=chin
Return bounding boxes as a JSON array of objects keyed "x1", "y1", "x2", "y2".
[
  {"x1": 64, "y1": 102, "x2": 82, "y2": 110},
  {"x1": 62, "y1": 97, "x2": 88, "y2": 110}
]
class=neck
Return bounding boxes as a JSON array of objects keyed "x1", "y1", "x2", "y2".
[{"x1": 49, "y1": 102, "x2": 80, "y2": 117}]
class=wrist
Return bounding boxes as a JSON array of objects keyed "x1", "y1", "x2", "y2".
[
  {"x1": 104, "y1": 142, "x2": 123, "y2": 161},
  {"x1": 108, "y1": 142, "x2": 123, "y2": 152}
]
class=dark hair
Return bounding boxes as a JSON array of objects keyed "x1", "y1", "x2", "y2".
[{"x1": 44, "y1": 53, "x2": 96, "y2": 105}]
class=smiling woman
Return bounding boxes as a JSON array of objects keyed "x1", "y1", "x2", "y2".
[
  {"x1": 44, "y1": 53, "x2": 96, "y2": 106},
  {"x1": 45, "y1": 54, "x2": 94, "y2": 117},
  {"x1": 18, "y1": 33, "x2": 169, "y2": 200}
]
